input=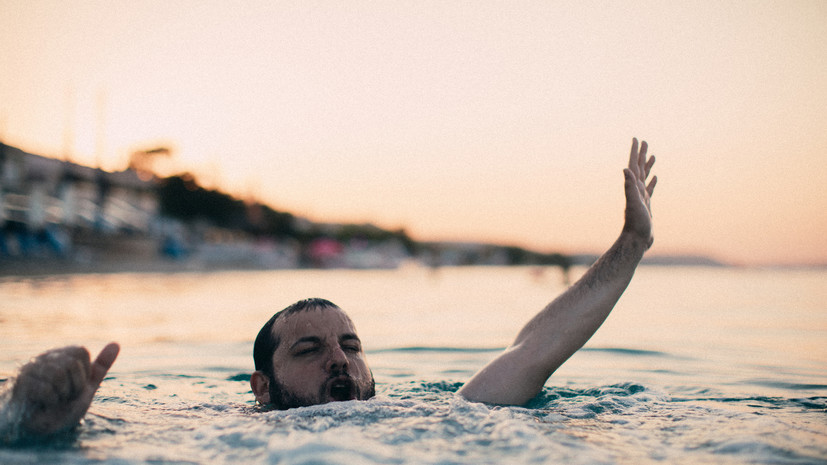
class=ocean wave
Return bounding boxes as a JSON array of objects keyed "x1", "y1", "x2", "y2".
[{"x1": 3, "y1": 376, "x2": 825, "y2": 465}]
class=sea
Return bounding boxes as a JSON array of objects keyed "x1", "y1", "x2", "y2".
[{"x1": 1, "y1": 265, "x2": 825, "y2": 464}]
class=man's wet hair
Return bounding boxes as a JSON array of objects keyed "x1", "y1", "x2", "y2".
[{"x1": 253, "y1": 298, "x2": 340, "y2": 376}]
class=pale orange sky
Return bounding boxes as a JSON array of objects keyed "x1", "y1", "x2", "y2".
[{"x1": 1, "y1": 1, "x2": 825, "y2": 266}]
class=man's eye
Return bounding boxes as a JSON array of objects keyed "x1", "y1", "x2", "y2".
[
  {"x1": 343, "y1": 345, "x2": 360, "y2": 353},
  {"x1": 296, "y1": 347, "x2": 318, "y2": 355}
]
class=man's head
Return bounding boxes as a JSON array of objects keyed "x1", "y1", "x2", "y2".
[{"x1": 251, "y1": 298, "x2": 375, "y2": 409}]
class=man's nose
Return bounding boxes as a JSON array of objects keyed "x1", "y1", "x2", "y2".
[{"x1": 326, "y1": 346, "x2": 349, "y2": 372}]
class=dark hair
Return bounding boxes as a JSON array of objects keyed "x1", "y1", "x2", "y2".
[{"x1": 253, "y1": 298, "x2": 340, "y2": 376}]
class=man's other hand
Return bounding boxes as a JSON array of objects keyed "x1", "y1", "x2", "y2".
[{"x1": 11, "y1": 343, "x2": 119, "y2": 436}]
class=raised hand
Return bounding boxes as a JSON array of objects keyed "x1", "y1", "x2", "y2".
[
  {"x1": 10, "y1": 343, "x2": 119, "y2": 437},
  {"x1": 458, "y1": 138, "x2": 660, "y2": 406},
  {"x1": 623, "y1": 138, "x2": 657, "y2": 248}
]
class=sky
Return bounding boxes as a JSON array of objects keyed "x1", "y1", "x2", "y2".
[{"x1": 1, "y1": 0, "x2": 825, "y2": 266}]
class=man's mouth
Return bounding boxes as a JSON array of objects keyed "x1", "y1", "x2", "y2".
[{"x1": 327, "y1": 376, "x2": 356, "y2": 402}]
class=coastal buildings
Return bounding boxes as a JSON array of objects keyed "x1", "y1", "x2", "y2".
[
  {"x1": 0, "y1": 143, "x2": 412, "y2": 272},
  {"x1": 0, "y1": 143, "x2": 158, "y2": 260},
  {"x1": 1, "y1": 142, "x2": 577, "y2": 274}
]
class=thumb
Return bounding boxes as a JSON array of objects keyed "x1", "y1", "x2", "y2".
[{"x1": 90, "y1": 342, "x2": 120, "y2": 387}]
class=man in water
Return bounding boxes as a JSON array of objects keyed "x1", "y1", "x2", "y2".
[{"x1": 2, "y1": 138, "x2": 657, "y2": 439}]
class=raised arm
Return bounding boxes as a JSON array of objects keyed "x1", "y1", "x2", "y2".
[
  {"x1": 1, "y1": 343, "x2": 119, "y2": 443},
  {"x1": 458, "y1": 138, "x2": 657, "y2": 405}
]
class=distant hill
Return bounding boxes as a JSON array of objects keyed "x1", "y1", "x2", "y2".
[
  {"x1": 568, "y1": 253, "x2": 727, "y2": 267},
  {"x1": 641, "y1": 255, "x2": 727, "y2": 267}
]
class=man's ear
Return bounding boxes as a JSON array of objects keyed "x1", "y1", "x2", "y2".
[{"x1": 250, "y1": 371, "x2": 271, "y2": 404}]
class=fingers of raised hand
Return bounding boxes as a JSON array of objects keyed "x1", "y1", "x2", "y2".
[
  {"x1": 638, "y1": 140, "x2": 648, "y2": 177},
  {"x1": 644, "y1": 155, "x2": 655, "y2": 179},
  {"x1": 628, "y1": 138, "x2": 655, "y2": 185},
  {"x1": 647, "y1": 175, "x2": 658, "y2": 198},
  {"x1": 628, "y1": 138, "x2": 640, "y2": 176}
]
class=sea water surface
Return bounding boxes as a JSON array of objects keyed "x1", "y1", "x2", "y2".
[{"x1": 1, "y1": 265, "x2": 825, "y2": 464}]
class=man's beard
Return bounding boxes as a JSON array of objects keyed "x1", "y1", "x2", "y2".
[{"x1": 267, "y1": 371, "x2": 376, "y2": 410}]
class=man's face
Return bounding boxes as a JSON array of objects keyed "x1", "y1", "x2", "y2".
[{"x1": 266, "y1": 307, "x2": 374, "y2": 409}]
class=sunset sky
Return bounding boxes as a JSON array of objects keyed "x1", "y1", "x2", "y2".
[{"x1": 2, "y1": 1, "x2": 825, "y2": 266}]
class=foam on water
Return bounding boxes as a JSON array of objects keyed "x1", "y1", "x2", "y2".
[{"x1": 3, "y1": 371, "x2": 825, "y2": 465}]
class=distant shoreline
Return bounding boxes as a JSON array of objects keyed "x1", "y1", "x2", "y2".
[
  {"x1": 3, "y1": 258, "x2": 824, "y2": 279},
  {"x1": 0, "y1": 256, "x2": 260, "y2": 277}
]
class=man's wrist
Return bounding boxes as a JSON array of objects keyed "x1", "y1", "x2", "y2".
[{"x1": 617, "y1": 230, "x2": 650, "y2": 259}]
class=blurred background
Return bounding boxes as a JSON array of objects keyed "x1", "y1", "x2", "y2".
[{"x1": 1, "y1": 0, "x2": 826, "y2": 274}]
